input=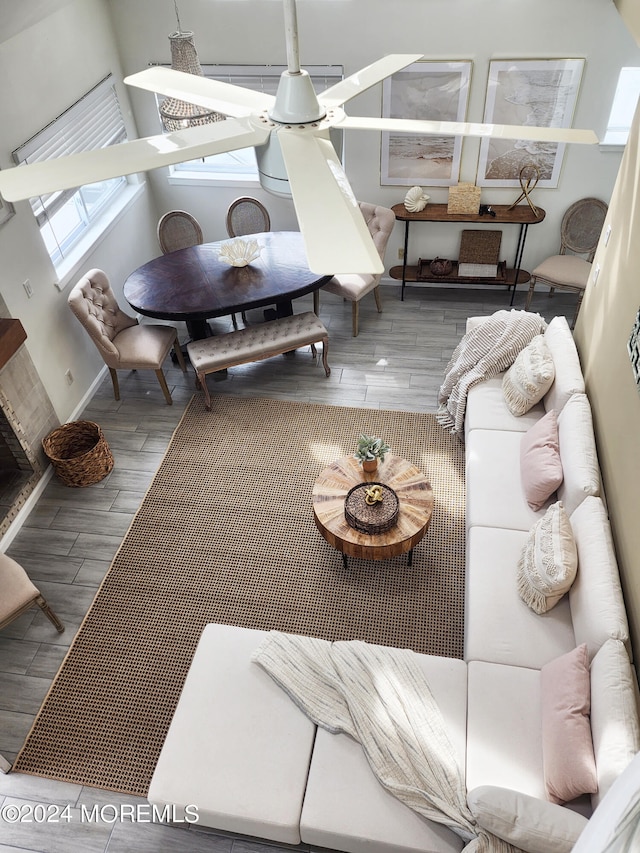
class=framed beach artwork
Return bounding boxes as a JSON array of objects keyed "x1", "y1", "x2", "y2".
[
  {"x1": 380, "y1": 60, "x2": 472, "y2": 187},
  {"x1": 476, "y1": 58, "x2": 586, "y2": 188}
]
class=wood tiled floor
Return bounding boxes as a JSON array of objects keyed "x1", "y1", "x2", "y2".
[{"x1": 0, "y1": 284, "x2": 577, "y2": 852}]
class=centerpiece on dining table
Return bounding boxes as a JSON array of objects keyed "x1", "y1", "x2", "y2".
[{"x1": 219, "y1": 238, "x2": 262, "y2": 267}]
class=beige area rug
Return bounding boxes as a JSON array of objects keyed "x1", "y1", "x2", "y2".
[{"x1": 13, "y1": 396, "x2": 466, "y2": 795}]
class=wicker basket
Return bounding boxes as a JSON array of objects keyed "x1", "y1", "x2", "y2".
[{"x1": 43, "y1": 421, "x2": 114, "y2": 487}]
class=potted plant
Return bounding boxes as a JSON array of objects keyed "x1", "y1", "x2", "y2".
[{"x1": 354, "y1": 434, "x2": 390, "y2": 473}]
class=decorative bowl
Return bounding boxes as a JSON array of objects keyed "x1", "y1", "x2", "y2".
[
  {"x1": 429, "y1": 257, "x2": 453, "y2": 276},
  {"x1": 219, "y1": 238, "x2": 262, "y2": 267}
]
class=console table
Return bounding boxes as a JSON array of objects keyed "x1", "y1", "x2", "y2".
[{"x1": 390, "y1": 203, "x2": 546, "y2": 302}]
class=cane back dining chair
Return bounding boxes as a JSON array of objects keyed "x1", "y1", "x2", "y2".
[
  {"x1": 313, "y1": 202, "x2": 396, "y2": 336},
  {"x1": 225, "y1": 197, "x2": 272, "y2": 325},
  {"x1": 525, "y1": 197, "x2": 608, "y2": 328},
  {"x1": 157, "y1": 210, "x2": 204, "y2": 254},
  {"x1": 226, "y1": 196, "x2": 271, "y2": 238},
  {"x1": 68, "y1": 269, "x2": 187, "y2": 405}
]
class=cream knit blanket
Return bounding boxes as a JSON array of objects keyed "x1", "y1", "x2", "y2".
[
  {"x1": 252, "y1": 632, "x2": 521, "y2": 853},
  {"x1": 437, "y1": 309, "x2": 548, "y2": 438}
]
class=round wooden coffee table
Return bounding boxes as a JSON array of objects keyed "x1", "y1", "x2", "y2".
[{"x1": 312, "y1": 454, "x2": 433, "y2": 567}]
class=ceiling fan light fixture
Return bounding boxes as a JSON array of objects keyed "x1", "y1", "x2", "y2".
[{"x1": 159, "y1": 28, "x2": 225, "y2": 132}]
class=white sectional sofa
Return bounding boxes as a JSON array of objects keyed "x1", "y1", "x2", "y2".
[{"x1": 148, "y1": 315, "x2": 640, "y2": 853}]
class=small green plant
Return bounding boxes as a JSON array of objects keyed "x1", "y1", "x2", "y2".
[{"x1": 354, "y1": 434, "x2": 390, "y2": 464}]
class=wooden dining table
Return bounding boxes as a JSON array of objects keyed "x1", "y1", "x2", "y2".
[{"x1": 123, "y1": 231, "x2": 332, "y2": 341}]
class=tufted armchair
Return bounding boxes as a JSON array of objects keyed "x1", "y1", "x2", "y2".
[
  {"x1": 68, "y1": 269, "x2": 187, "y2": 405},
  {"x1": 313, "y1": 202, "x2": 396, "y2": 336}
]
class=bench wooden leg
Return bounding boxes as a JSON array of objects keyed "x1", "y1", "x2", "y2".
[{"x1": 197, "y1": 371, "x2": 213, "y2": 410}]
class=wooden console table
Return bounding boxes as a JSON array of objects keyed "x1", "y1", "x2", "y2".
[{"x1": 390, "y1": 203, "x2": 546, "y2": 302}]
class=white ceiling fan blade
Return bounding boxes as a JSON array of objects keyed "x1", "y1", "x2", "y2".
[
  {"x1": 319, "y1": 54, "x2": 423, "y2": 109},
  {"x1": 125, "y1": 67, "x2": 275, "y2": 118},
  {"x1": 339, "y1": 115, "x2": 599, "y2": 144},
  {"x1": 277, "y1": 130, "x2": 383, "y2": 275},
  {"x1": 0, "y1": 118, "x2": 270, "y2": 202}
]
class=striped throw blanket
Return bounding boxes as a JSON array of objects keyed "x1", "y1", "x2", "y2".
[
  {"x1": 252, "y1": 632, "x2": 522, "y2": 853},
  {"x1": 437, "y1": 309, "x2": 548, "y2": 438}
]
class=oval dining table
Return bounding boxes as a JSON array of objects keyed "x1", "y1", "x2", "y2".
[{"x1": 123, "y1": 230, "x2": 332, "y2": 341}]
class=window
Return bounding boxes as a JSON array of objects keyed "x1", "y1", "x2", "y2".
[
  {"x1": 13, "y1": 75, "x2": 129, "y2": 268},
  {"x1": 167, "y1": 64, "x2": 343, "y2": 183},
  {"x1": 602, "y1": 67, "x2": 640, "y2": 146}
]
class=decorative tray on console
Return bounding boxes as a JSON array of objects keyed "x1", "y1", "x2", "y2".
[{"x1": 344, "y1": 483, "x2": 399, "y2": 534}]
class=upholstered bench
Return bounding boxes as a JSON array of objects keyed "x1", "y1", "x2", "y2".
[{"x1": 186, "y1": 311, "x2": 330, "y2": 409}]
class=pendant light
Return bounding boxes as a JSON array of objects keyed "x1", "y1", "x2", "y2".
[{"x1": 159, "y1": 1, "x2": 225, "y2": 131}]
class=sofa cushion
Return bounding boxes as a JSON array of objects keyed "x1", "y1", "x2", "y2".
[
  {"x1": 568, "y1": 497, "x2": 630, "y2": 661},
  {"x1": 465, "y1": 526, "x2": 575, "y2": 668},
  {"x1": 300, "y1": 653, "x2": 467, "y2": 853},
  {"x1": 502, "y1": 334, "x2": 555, "y2": 416},
  {"x1": 589, "y1": 639, "x2": 640, "y2": 809},
  {"x1": 466, "y1": 661, "x2": 547, "y2": 799},
  {"x1": 147, "y1": 623, "x2": 316, "y2": 844},
  {"x1": 543, "y1": 316, "x2": 585, "y2": 414},
  {"x1": 540, "y1": 644, "x2": 597, "y2": 804},
  {"x1": 464, "y1": 375, "x2": 545, "y2": 439},
  {"x1": 467, "y1": 786, "x2": 588, "y2": 853},
  {"x1": 520, "y1": 410, "x2": 564, "y2": 511},
  {"x1": 556, "y1": 393, "x2": 600, "y2": 516},
  {"x1": 466, "y1": 429, "x2": 550, "y2": 530},
  {"x1": 517, "y1": 501, "x2": 577, "y2": 615}
]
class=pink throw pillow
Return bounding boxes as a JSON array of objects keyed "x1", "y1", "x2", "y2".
[
  {"x1": 541, "y1": 644, "x2": 598, "y2": 804},
  {"x1": 520, "y1": 410, "x2": 563, "y2": 511}
]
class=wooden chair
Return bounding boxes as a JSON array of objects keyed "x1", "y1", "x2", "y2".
[
  {"x1": 525, "y1": 197, "x2": 608, "y2": 328},
  {"x1": 157, "y1": 210, "x2": 204, "y2": 254},
  {"x1": 225, "y1": 197, "x2": 272, "y2": 326},
  {"x1": 313, "y1": 202, "x2": 396, "y2": 336},
  {"x1": 0, "y1": 552, "x2": 64, "y2": 634},
  {"x1": 68, "y1": 269, "x2": 187, "y2": 405},
  {"x1": 0, "y1": 551, "x2": 64, "y2": 773},
  {"x1": 226, "y1": 197, "x2": 271, "y2": 238}
]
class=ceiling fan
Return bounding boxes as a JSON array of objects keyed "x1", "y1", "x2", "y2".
[{"x1": 0, "y1": 0, "x2": 597, "y2": 275}]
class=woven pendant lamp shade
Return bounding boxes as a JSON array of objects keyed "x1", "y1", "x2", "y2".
[{"x1": 159, "y1": 31, "x2": 226, "y2": 131}]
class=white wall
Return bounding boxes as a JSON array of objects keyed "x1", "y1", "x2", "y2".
[
  {"x1": 0, "y1": 0, "x2": 159, "y2": 422},
  {"x1": 0, "y1": 0, "x2": 638, "y2": 424}
]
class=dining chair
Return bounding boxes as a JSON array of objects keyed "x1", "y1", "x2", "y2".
[
  {"x1": 226, "y1": 197, "x2": 271, "y2": 238},
  {"x1": 157, "y1": 210, "x2": 204, "y2": 254},
  {"x1": 313, "y1": 202, "x2": 396, "y2": 336},
  {"x1": 525, "y1": 197, "x2": 608, "y2": 328},
  {"x1": 225, "y1": 197, "x2": 272, "y2": 326},
  {"x1": 68, "y1": 268, "x2": 187, "y2": 405},
  {"x1": 0, "y1": 552, "x2": 64, "y2": 634}
]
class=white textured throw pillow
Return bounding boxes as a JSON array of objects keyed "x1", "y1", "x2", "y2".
[
  {"x1": 467, "y1": 786, "x2": 588, "y2": 853},
  {"x1": 517, "y1": 501, "x2": 578, "y2": 614},
  {"x1": 503, "y1": 334, "x2": 555, "y2": 416}
]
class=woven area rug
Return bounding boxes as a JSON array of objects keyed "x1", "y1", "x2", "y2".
[{"x1": 14, "y1": 395, "x2": 465, "y2": 795}]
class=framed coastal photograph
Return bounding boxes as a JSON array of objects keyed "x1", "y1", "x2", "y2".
[
  {"x1": 380, "y1": 60, "x2": 472, "y2": 187},
  {"x1": 476, "y1": 58, "x2": 586, "y2": 188}
]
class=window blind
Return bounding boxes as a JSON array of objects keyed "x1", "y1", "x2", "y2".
[{"x1": 12, "y1": 75, "x2": 127, "y2": 224}]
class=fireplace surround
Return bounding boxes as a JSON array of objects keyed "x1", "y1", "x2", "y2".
[{"x1": 0, "y1": 300, "x2": 59, "y2": 538}]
